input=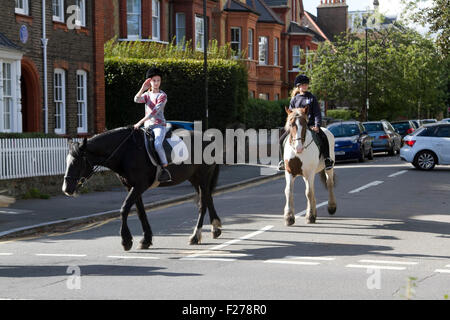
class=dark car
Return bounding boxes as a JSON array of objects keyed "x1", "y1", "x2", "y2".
[
  {"x1": 411, "y1": 120, "x2": 422, "y2": 128},
  {"x1": 391, "y1": 120, "x2": 417, "y2": 138},
  {"x1": 328, "y1": 121, "x2": 374, "y2": 162},
  {"x1": 362, "y1": 120, "x2": 402, "y2": 156},
  {"x1": 421, "y1": 119, "x2": 438, "y2": 125}
]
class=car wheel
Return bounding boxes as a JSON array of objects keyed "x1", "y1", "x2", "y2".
[
  {"x1": 388, "y1": 144, "x2": 396, "y2": 156},
  {"x1": 414, "y1": 151, "x2": 436, "y2": 170},
  {"x1": 368, "y1": 147, "x2": 374, "y2": 160},
  {"x1": 358, "y1": 147, "x2": 365, "y2": 162}
]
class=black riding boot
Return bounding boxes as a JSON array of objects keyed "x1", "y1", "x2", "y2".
[
  {"x1": 318, "y1": 129, "x2": 334, "y2": 170},
  {"x1": 278, "y1": 129, "x2": 288, "y2": 170},
  {"x1": 158, "y1": 167, "x2": 172, "y2": 182}
]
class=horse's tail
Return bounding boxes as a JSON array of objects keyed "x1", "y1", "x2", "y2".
[
  {"x1": 319, "y1": 169, "x2": 336, "y2": 190},
  {"x1": 210, "y1": 164, "x2": 221, "y2": 193}
]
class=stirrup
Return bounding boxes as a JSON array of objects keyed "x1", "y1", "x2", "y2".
[
  {"x1": 325, "y1": 158, "x2": 334, "y2": 170},
  {"x1": 158, "y1": 167, "x2": 172, "y2": 182},
  {"x1": 278, "y1": 160, "x2": 285, "y2": 171}
]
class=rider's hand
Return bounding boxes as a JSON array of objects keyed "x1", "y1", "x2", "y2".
[
  {"x1": 142, "y1": 79, "x2": 151, "y2": 91},
  {"x1": 311, "y1": 126, "x2": 319, "y2": 133},
  {"x1": 133, "y1": 123, "x2": 141, "y2": 130}
]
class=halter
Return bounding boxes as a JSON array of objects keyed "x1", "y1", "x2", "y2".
[
  {"x1": 65, "y1": 129, "x2": 135, "y2": 191},
  {"x1": 288, "y1": 114, "x2": 314, "y2": 151}
]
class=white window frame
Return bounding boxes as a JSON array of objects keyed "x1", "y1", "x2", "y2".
[
  {"x1": 54, "y1": 69, "x2": 66, "y2": 135},
  {"x1": 152, "y1": 0, "x2": 160, "y2": 40},
  {"x1": 53, "y1": 0, "x2": 65, "y2": 22},
  {"x1": 75, "y1": 0, "x2": 86, "y2": 27},
  {"x1": 258, "y1": 36, "x2": 268, "y2": 65},
  {"x1": 292, "y1": 45, "x2": 301, "y2": 70},
  {"x1": 274, "y1": 37, "x2": 279, "y2": 66},
  {"x1": 76, "y1": 70, "x2": 88, "y2": 134},
  {"x1": 175, "y1": 13, "x2": 186, "y2": 46},
  {"x1": 230, "y1": 27, "x2": 241, "y2": 57},
  {"x1": 127, "y1": 0, "x2": 142, "y2": 40},
  {"x1": 248, "y1": 29, "x2": 254, "y2": 60},
  {"x1": 1, "y1": 62, "x2": 13, "y2": 132},
  {"x1": 258, "y1": 93, "x2": 269, "y2": 100},
  {"x1": 15, "y1": 0, "x2": 29, "y2": 15},
  {"x1": 195, "y1": 15, "x2": 204, "y2": 52}
]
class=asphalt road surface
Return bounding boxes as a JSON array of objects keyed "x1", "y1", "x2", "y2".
[{"x1": 0, "y1": 155, "x2": 449, "y2": 301}]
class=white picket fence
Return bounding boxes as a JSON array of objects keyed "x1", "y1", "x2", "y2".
[{"x1": 0, "y1": 138, "x2": 80, "y2": 180}]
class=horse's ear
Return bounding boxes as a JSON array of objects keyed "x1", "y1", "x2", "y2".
[
  {"x1": 80, "y1": 137, "x2": 88, "y2": 151},
  {"x1": 285, "y1": 106, "x2": 291, "y2": 115},
  {"x1": 67, "y1": 138, "x2": 73, "y2": 145}
]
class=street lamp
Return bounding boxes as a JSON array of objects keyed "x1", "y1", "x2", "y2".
[
  {"x1": 363, "y1": 17, "x2": 369, "y2": 122},
  {"x1": 203, "y1": 0, "x2": 209, "y2": 129}
]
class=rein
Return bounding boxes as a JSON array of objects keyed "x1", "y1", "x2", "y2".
[
  {"x1": 289, "y1": 115, "x2": 314, "y2": 151},
  {"x1": 69, "y1": 129, "x2": 135, "y2": 191}
]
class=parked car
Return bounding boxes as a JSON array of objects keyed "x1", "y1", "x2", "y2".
[
  {"x1": 411, "y1": 120, "x2": 423, "y2": 128},
  {"x1": 421, "y1": 119, "x2": 437, "y2": 125},
  {"x1": 327, "y1": 121, "x2": 374, "y2": 162},
  {"x1": 362, "y1": 120, "x2": 402, "y2": 155},
  {"x1": 440, "y1": 118, "x2": 450, "y2": 123},
  {"x1": 401, "y1": 123, "x2": 450, "y2": 170},
  {"x1": 167, "y1": 120, "x2": 195, "y2": 131},
  {"x1": 391, "y1": 120, "x2": 417, "y2": 138}
]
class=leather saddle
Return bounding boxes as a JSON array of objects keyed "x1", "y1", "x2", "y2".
[{"x1": 142, "y1": 125, "x2": 189, "y2": 166}]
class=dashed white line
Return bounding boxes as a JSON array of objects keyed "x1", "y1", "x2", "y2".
[
  {"x1": 348, "y1": 181, "x2": 384, "y2": 194},
  {"x1": 181, "y1": 257, "x2": 237, "y2": 262},
  {"x1": 264, "y1": 260, "x2": 320, "y2": 266},
  {"x1": 346, "y1": 264, "x2": 406, "y2": 271},
  {"x1": 358, "y1": 259, "x2": 418, "y2": 265},
  {"x1": 0, "y1": 253, "x2": 13, "y2": 256},
  {"x1": 107, "y1": 255, "x2": 160, "y2": 260},
  {"x1": 35, "y1": 253, "x2": 87, "y2": 257},
  {"x1": 287, "y1": 256, "x2": 336, "y2": 261},
  {"x1": 435, "y1": 269, "x2": 450, "y2": 274},
  {"x1": 388, "y1": 170, "x2": 408, "y2": 178}
]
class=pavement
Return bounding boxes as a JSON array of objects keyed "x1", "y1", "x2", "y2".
[{"x1": 0, "y1": 164, "x2": 282, "y2": 241}]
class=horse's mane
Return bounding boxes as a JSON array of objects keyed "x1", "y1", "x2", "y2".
[
  {"x1": 285, "y1": 109, "x2": 307, "y2": 131},
  {"x1": 88, "y1": 126, "x2": 133, "y2": 144}
]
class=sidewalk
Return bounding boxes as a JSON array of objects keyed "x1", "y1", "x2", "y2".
[{"x1": 0, "y1": 164, "x2": 282, "y2": 240}]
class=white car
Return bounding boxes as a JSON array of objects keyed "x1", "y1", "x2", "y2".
[{"x1": 400, "y1": 123, "x2": 450, "y2": 170}]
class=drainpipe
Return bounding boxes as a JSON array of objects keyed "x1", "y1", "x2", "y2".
[{"x1": 41, "y1": 0, "x2": 49, "y2": 133}]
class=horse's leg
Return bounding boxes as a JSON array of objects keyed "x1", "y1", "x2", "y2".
[
  {"x1": 284, "y1": 171, "x2": 296, "y2": 226},
  {"x1": 205, "y1": 166, "x2": 222, "y2": 239},
  {"x1": 119, "y1": 187, "x2": 141, "y2": 251},
  {"x1": 303, "y1": 173, "x2": 317, "y2": 224},
  {"x1": 326, "y1": 168, "x2": 337, "y2": 215},
  {"x1": 135, "y1": 195, "x2": 153, "y2": 249},
  {"x1": 188, "y1": 180, "x2": 207, "y2": 245}
]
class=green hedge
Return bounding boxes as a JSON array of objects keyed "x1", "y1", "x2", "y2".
[
  {"x1": 0, "y1": 132, "x2": 61, "y2": 139},
  {"x1": 244, "y1": 98, "x2": 290, "y2": 129},
  {"x1": 326, "y1": 109, "x2": 360, "y2": 120},
  {"x1": 105, "y1": 57, "x2": 248, "y2": 131}
]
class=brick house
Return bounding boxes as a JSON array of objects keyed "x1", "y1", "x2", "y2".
[
  {"x1": 102, "y1": 0, "x2": 350, "y2": 101},
  {"x1": 0, "y1": 0, "x2": 105, "y2": 135}
]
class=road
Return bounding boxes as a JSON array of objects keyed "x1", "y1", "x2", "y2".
[{"x1": 0, "y1": 155, "x2": 449, "y2": 301}]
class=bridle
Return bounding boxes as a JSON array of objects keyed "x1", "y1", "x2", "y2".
[
  {"x1": 288, "y1": 114, "x2": 314, "y2": 151},
  {"x1": 64, "y1": 129, "x2": 135, "y2": 191}
]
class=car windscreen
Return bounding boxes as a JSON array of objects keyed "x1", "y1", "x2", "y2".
[
  {"x1": 329, "y1": 124, "x2": 360, "y2": 137},
  {"x1": 392, "y1": 122, "x2": 410, "y2": 133},
  {"x1": 363, "y1": 123, "x2": 383, "y2": 132}
]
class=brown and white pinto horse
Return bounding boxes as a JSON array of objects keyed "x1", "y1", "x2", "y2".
[{"x1": 283, "y1": 107, "x2": 337, "y2": 225}]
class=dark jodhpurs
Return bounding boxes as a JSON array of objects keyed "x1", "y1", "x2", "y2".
[{"x1": 279, "y1": 127, "x2": 330, "y2": 160}]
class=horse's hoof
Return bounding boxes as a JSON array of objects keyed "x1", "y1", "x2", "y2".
[
  {"x1": 212, "y1": 219, "x2": 222, "y2": 228},
  {"x1": 212, "y1": 228, "x2": 222, "y2": 239},
  {"x1": 139, "y1": 239, "x2": 153, "y2": 250},
  {"x1": 306, "y1": 217, "x2": 316, "y2": 224},
  {"x1": 328, "y1": 206, "x2": 337, "y2": 215},
  {"x1": 122, "y1": 240, "x2": 133, "y2": 251},
  {"x1": 189, "y1": 235, "x2": 201, "y2": 245},
  {"x1": 285, "y1": 216, "x2": 295, "y2": 226}
]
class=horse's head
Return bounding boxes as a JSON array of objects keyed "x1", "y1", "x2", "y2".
[
  {"x1": 285, "y1": 107, "x2": 308, "y2": 154},
  {"x1": 62, "y1": 137, "x2": 94, "y2": 196}
]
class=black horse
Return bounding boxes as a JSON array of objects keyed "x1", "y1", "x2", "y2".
[{"x1": 62, "y1": 126, "x2": 222, "y2": 251}]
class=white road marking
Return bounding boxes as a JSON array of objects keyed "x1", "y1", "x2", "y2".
[
  {"x1": 0, "y1": 253, "x2": 13, "y2": 256},
  {"x1": 286, "y1": 256, "x2": 336, "y2": 261},
  {"x1": 346, "y1": 264, "x2": 406, "y2": 271},
  {"x1": 434, "y1": 269, "x2": 450, "y2": 274},
  {"x1": 388, "y1": 170, "x2": 408, "y2": 178},
  {"x1": 181, "y1": 257, "x2": 237, "y2": 262},
  {"x1": 185, "y1": 225, "x2": 273, "y2": 259},
  {"x1": 107, "y1": 255, "x2": 160, "y2": 260},
  {"x1": 348, "y1": 181, "x2": 384, "y2": 194},
  {"x1": 358, "y1": 259, "x2": 418, "y2": 265},
  {"x1": 264, "y1": 260, "x2": 320, "y2": 266},
  {"x1": 35, "y1": 253, "x2": 87, "y2": 257},
  {"x1": 296, "y1": 201, "x2": 328, "y2": 217}
]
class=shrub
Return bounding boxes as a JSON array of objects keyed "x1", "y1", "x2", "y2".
[
  {"x1": 326, "y1": 109, "x2": 360, "y2": 120},
  {"x1": 245, "y1": 98, "x2": 290, "y2": 129}
]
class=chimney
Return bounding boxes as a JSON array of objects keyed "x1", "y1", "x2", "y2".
[{"x1": 317, "y1": 0, "x2": 348, "y2": 41}]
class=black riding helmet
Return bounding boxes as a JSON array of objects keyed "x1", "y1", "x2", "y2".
[
  {"x1": 146, "y1": 67, "x2": 163, "y2": 79},
  {"x1": 294, "y1": 74, "x2": 309, "y2": 87}
]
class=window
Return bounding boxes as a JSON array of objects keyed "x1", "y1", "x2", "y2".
[
  {"x1": 53, "y1": 0, "x2": 65, "y2": 22},
  {"x1": 437, "y1": 126, "x2": 450, "y2": 138},
  {"x1": 230, "y1": 27, "x2": 241, "y2": 57},
  {"x1": 248, "y1": 29, "x2": 254, "y2": 60},
  {"x1": 274, "y1": 38, "x2": 279, "y2": 66},
  {"x1": 15, "y1": 0, "x2": 29, "y2": 15},
  {"x1": 2, "y1": 63, "x2": 12, "y2": 132},
  {"x1": 127, "y1": 0, "x2": 141, "y2": 39},
  {"x1": 75, "y1": 0, "x2": 86, "y2": 27},
  {"x1": 152, "y1": 0, "x2": 160, "y2": 40},
  {"x1": 292, "y1": 45, "x2": 300, "y2": 69},
  {"x1": 274, "y1": 93, "x2": 280, "y2": 101},
  {"x1": 195, "y1": 16, "x2": 204, "y2": 51},
  {"x1": 258, "y1": 36, "x2": 268, "y2": 65},
  {"x1": 176, "y1": 13, "x2": 186, "y2": 46},
  {"x1": 54, "y1": 69, "x2": 66, "y2": 134},
  {"x1": 249, "y1": 91, "x2": 255, "y2": 99},
  {"x1": 77, "y1": 70, "x2": 88, "y2": 133},
  {"x1": 258, "y1": 93, "x2": 269, "y2": 100}
]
